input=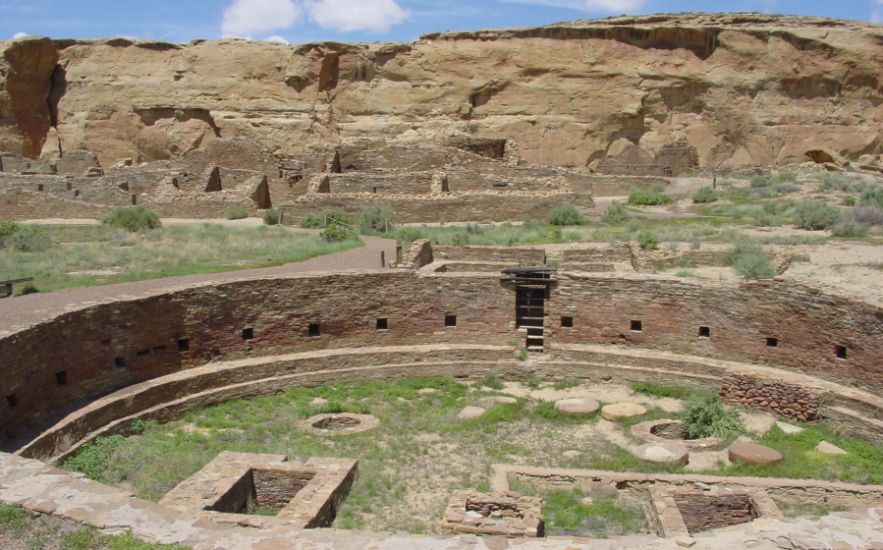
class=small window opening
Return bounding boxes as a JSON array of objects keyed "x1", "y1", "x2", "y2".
[
  {"x1": 631, "y1": 320, "x2": 643, "y2": 332},
  {"x1": 698, "y1": 326, "x2": 711, "y2": 338},
  {"x1": 177, "y1": 339, "x2": 190, "y2": 352},
  {"x1": 835, "y1": 345, "x2": 847, "y2": 360},
  {"x1": 242, "y1": 328, "x2": 254, "y2": 341},
  {"x1": 309, "y1": 323, "x2": 321, "y2": 337},
  {"x1": 445, "y1": 314, "x2": 457, "y2": 327},
  {"x1": 55, "y1": 371, "x2": 68, "y2": 386},
  {"x1": 114, "y1": 357, "x2": 126, "y2": 368},
  {"x1": 6, "y1": 394, "x2": 17, "y2": 409},
  {"x1": 376, "y1": 318, "x2": 388, "y2": 330},
  {"x1": 561, "y1": 316, "x2": 573, "y2": 328},
  {"x1": 766, "y1": 337, "x2": 778, "y2": 348},
  {"x1": 137, "y1": 349, "x2": 150, "y2": 357}
]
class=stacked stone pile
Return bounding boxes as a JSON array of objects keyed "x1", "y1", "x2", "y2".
[{"x1": 720, "y1": 375, "x2": 823, "y2": 421}]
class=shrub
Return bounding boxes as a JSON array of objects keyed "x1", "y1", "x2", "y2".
[
  {"x1": 728, "y1": 241, "x2": 776, "y2": 280},
  {"x1": 851, "y1": 206, "x2": 883, "y2": 226},
  {"x1": 300, "y1": 212, "x2": 325, "y2": 228},
  {"x1": 692, "y1": 186, "x2": 718, "y2": 204},
  {"x1": 794, "y1": 201, "x2": 840, "y2": 230},
  {"x1": 357, "y1": 203, "x2": 395, "y2": 233},
  {"x1": 262, "y1": 209, "x2": 281, "y2": 226},
  {"x1": 752, "y1": 211, "x2": 782, "y2": 227},
  {"x1": 821, "y1": 173, "x2": 856, "y2": 192},
  {"x1": 0, "y1": 219, "x2": 19, "y2": 241},
  {"x1": 750, "y1": 175, "x2": 770, "y2": 188},
  {"x1": 843, "y1": 196, "x2": 856, "y2": 206},
  {"x1": 601, "y1": 202, "x2": 629, "y2": 224},
  {"x1": 681, "y1": 393, "x2": 744, "y2": 440},
  {"x1": 225, "y1": 206, "x2": 249, "y2": 220},
  {"x1": 773, "y1": 183, "x2": 800, "y2": 195},
  {"x1": 101, "y1": 206, "x2": 161, "y2": 232},
  {"x1": 770, "y1": 170, "x2": 797, "y2": 184},
  {"x1": 7, "y1": 225, "x2": 51, "y2": 252},
  {"x1": 18, "y1": 284, "x2": 39, "y2": 295},
  {"x1": 628, "y1": 187, "x2": 673, "y2": 206},
  {"x1": 64, "y1": 435, "x2": 128, "y2": 480},
  {"x1": 548, "y1": 202, "x2": 584, "y2": 226},
  {"x1": 859, "y1": 186, "x2": 883, "y2": 209},
  {"x1": 831, "y1": 220, "x2": 868, "y2": 238},
  {"x1": 636, "y1": 229, "x2": 659, "y2": 251},
  {"x1": 320, "y1": 222, "x2": 357, "y2": 242}
]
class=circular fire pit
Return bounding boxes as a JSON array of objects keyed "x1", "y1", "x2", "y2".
[
  {"x1": 300, "y1": 413, "x2": 379, "y2": 435},
  {"x1": 631, "y1": 419, "x2": 722, "y2": 450}
]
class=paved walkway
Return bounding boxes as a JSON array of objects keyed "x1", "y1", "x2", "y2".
[{"x1": 0, "y1": 233, "x2": 397, "y2": 335}]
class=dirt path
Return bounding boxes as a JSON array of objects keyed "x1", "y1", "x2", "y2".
[{"x1": 0, "y1": 234, "x2": 397, "y2": 334}]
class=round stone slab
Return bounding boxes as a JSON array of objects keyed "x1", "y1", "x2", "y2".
[
  {"x1": 601, "y1": 403, "x2": 647, "y2": 421},
  {"x1": 632, "y1": 442, "x2": 689, "y2": 465},
  {"x1": 457, "y1": 406, "x2": 486, "y2": 420},
  {"x1": 728, "y1": 441, "x2": 784, "y2": 465},
  {"x1": 554, "y1": 398, "x2": 600, "y2": 416}
]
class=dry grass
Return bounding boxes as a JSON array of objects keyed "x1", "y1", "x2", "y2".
[{"x1": 0, "y1": 224, "x2": 360, "y2": 292}]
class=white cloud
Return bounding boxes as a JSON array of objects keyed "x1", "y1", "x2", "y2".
[
  {"x1": 304, "y1": 0, "x2": 407, "y2": 33},
  {"x1": 221, "y1": 0, "x2": 302, "y2": 37},
  {"x1": 873, "y1": 0, "x2": 883, "y2": 23},
  {"x1": 504, "y1": 0, "x2": 645, "y2": 13},
  {"x1": 265, "y1": 34, "x2": 289, "y2": 43},
  {"x1": 11, "y1": 31, "x2": 28, "y2": 39},
  {"x1": 579, "y1": 0, "x2": 645, "y2": 10}
]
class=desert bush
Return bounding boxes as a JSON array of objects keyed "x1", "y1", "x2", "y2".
[
  {"x1": 0, "y1": 220, "x2": 19, "y2": 240},
  {"x1": 357, "y1": 203, "x2": 395, "y2": 233},
  {"x1": 794, "y1": 201, "x2": 840, "y2": 230},
  {"x1": 831, "y1": 220, "x2": 868, "y2": 238},
  {"x1": 18, "y1": 284, "x2": 39, "y2": 295},
  {"x1": 843, "y1": 196, "x2": 856, "y2": 206},
  {"x1": 262, "y1": 209, "x2": 281, "y2": 226},
  {"x1": 750, "y1": 175, "x2": 770, "y2": 188},
  {"x1": 692, "y1": 186, "x2": 718, "y2": 204},
  {"x1": 548, "y1": 202, "x2": 584, "y2": 226},
  {"x1": 6, "y1": 225, "x2": 52, "y2": 252},
  {"x1": 851, "y1": 206, "x2": 883, "y2": 226},
  {"x1": 773, "y1": 183, "x2": 800, "y2": 195},
  {"x1": 821, "y1": 173, "x2": 856, "y2": 192},
  {"x1": 300, "y1": 212, "x2": 325, "y2": 228},
  {"x1": 601, "y1": 202, "x2": 629, "y2": 224},
  {"x1": 728, "y1": 241, "x2": 776, "y2": 280},
  {"x1": 859, "y1": 186, "x2": 883, "y2": 209},
  {"x1": 101, "y1": 206, "x2": 161, "y2": 232},
  {"x1": 769, "y1": 170, "x2": 797, "y2": 184},
  {"x1": 628, "y1": 187, "x2": 673, "y2": 206},
  {"x1": 320, "y1": 222, "x2": 357, "y2": 242},
  {"x1": 64, "y1": 435, "x2": 128, "y2": 481},
  {"x1": 225, "y1": 206, "x2": 249, "y2": 220},
  {"x1": 681, "y1": 393, "x2": 744, "y2": 440},
  {"x1": 636, "y1": 229, "x2": 659, "y2": 250}
]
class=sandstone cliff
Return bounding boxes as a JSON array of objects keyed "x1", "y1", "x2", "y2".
[{"x1": 0, "y1": 13, "x2": 881, "y2": 169}]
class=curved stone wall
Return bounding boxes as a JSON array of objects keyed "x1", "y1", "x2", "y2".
[{"x1": 2, "y1": 270, "x2": 882, "y2": 450}]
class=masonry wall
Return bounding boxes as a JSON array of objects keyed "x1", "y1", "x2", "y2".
[
  {"x1": 548, "y1": 274, "x2": 883, "y2": 391},
  {"x1": 1, "y1": 270, "x2": 881, "y2": 450},
  {"x1": 0, "y1": 272, "x2": 515, "y2": 444}
]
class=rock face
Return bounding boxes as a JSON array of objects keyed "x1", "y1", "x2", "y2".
[{"x1": 0, "y1": 14, "x2": 880, "y2": 168}]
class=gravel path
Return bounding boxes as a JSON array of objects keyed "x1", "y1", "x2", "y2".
[{"x1": 0, "y1": 234, "x2": 397, "y2": 334}]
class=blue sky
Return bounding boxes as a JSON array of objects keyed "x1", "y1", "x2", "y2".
[{"x1": 3, "y1": 0, "x2": 881, "y2": 44}]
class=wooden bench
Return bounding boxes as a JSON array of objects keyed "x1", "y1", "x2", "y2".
[{"x1": 1, "y1": 277, "x2": 34, "y2": 298}]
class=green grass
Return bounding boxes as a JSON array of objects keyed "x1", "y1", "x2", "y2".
[
  {"x1": 60, "y1": 377, "x2": 883, "y2": 534},
  {"x1": 713, "y1": 423, "x2": 883, "y2": 484},
  {"x1": 507, "y1": 483, "x2": 645, "y2": 537},
  {"x1": 0, "y1": 224, "x2": 360, "y2": 292},
  {"x1": 0, "y1": 504, "x2": 187, "y2": 549},
  {"x1": 630, "y1": 381, "x2": 695, "y2": 400}
]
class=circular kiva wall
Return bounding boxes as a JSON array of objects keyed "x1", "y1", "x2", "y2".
[{"x1": 1, "y1": 270, "x2": 881, "y2": 457}]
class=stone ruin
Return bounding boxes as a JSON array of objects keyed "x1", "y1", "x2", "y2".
[
  {"x1": 160, "y1": 452, "x2": 357, "y2": 529},
  {"x1": 440, "y1": 490, "x2": 544, "y2": 537}
]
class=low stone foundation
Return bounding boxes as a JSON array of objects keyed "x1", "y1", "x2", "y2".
[
  {"x1": 160, "y1": 452, "x2": 357, "y2": 529},
  {"x1": 720, "y1": 374, "x2": 823, "y2": 421},
  {"x1": 440, "y1": 490, "x2": 544, "y2": 537}
]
